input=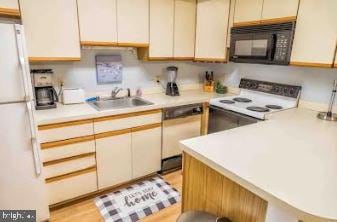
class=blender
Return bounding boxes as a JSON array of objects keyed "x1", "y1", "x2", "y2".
[{"x1": 166, "y1": 66, "x2": 180, "y2": 96}]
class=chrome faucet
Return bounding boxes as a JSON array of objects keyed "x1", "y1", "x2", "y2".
[
  {"x1": 111, "y1": 87, "x2": 122, "y2": 98},
  {"x1": 126, "y1": 88, "x2": 131, "y2": 97}
]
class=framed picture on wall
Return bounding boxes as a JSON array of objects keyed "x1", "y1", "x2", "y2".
[{"x1": 96, "y1": 55, "x2": 123, "y2": 84}]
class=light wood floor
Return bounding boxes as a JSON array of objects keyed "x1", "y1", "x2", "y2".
[{"x1": 50, "y1": 171, "x2": 182, "y2": 222}]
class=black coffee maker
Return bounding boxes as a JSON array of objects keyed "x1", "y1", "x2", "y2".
[
  {"x1": 32, "y1": 69, "x2": 59, "y2": 110},
  {"x1": 166, "y1": 66, "x2": 179, "y2": 96}
]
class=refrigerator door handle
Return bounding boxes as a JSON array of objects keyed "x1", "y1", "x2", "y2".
[
  {"x1": 15, "y1": 24, "x2": 42, "y2": 176},
  {"x1": 27, "y1": 101, "x2": 42, "y2": 176},
  {"x1": 15, "y1": 24, "x2": 33, "y2": 101}
]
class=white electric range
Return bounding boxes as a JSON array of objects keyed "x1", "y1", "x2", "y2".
[{"x1": 208, "y1": 78, "x2": 301, "y2": 133}]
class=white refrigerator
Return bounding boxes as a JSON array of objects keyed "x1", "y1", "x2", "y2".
[{"x1": 0, "y1": 23, "x2": 50, "y2": 221}]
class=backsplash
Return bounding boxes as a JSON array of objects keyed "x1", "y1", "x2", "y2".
[
  {"x1": 31, "y1": 49, "x2": 337, "y2": 105},
  {"x1": 31, "y1": 49, "x2": 222, "y2": 95}
]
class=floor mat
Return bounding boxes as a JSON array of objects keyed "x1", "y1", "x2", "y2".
[{"x1": 95, "y1": 176, "x2": 181, "y2": 222}]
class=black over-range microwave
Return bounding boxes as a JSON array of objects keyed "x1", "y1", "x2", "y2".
[{"x1": 229, "y1": 22, "x2": 296, "y2": 65}]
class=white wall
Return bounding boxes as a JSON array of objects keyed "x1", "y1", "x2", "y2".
[
  {"x1": 31, "y1": 49, "x2": 220, "y2": 95},
  {"x1": 31, "y1": 49, "x2": 337, "y2": 105}
]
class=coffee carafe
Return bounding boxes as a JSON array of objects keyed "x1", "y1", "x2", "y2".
[
  {"x1": 32, "y1": 69, "x2": 58, "y2": 110},
  {"x1": 166, "y1": 66, "x2": 179, "y2": 96}
]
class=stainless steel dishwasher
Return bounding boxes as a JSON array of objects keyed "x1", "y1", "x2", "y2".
[{"x1": 161, "y1": 103, "x2": 203, "y2": 173}]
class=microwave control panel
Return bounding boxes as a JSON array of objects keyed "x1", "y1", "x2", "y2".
[{"x1": 274, "y1": 33, "x2": 290, "y2": 62}]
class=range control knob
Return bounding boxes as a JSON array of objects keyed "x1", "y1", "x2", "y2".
[
  {"x1": 193, "y1": 107, "x2": 201, "y2": 113},
  {"x1": 283, "y1": 88, "x2": 289, "y2": 95},
  {"x1": 246, "y1": 82, "x2": 252, "y2": 89},
  {"x1": 289, "y1": 88, "x2": 295, "y2": 96}
]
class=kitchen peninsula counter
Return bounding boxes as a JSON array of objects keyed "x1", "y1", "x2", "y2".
[{"x1": 180, "y1": 108, "x2": 337, "y2": 222}]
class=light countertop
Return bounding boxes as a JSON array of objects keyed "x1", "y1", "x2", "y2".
[
  {"x1": 180, "y1": 108, "x2": 337, "y2": 222},
  {"x1": 35, "y1": 90, "x2": 226, "y2": 125}
]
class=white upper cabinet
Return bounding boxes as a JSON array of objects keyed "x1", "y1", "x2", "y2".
[
  {"x1": 20, "y1": 0, "x2": 81, "y2": 62},
  {"x1": 261, "y1": 0, "x2": 299, "y2": 21},
  {"x1": 0, "y1": 0, "x2": 18, "y2": 9},
  {"x1": 117, "y1": 0, "x2": 149, "y2": 47},
  {"x1": 195, "y1": 0, "x2": 230, "y2": 61},
  {"x1": 77, "y1": 0, "x2": 118, "y2": 46},
  {"x1": 0, "y1": 0, "x2": 19, "y2": 17},
  {"x1": 290, "y1": 0, "x2": 337, "y2": 68},
  {"x1": 234, "y1": 0, "x2": 299, "y2": 25},
  {"x1": 173, "y1": 0, "x2": 196, "y2": 59},
  {"x1": 149, "y1": 0, "x2": 174, "y2": 59},
  {"x1": 234, "y1": 0, "x2": 263, "y2": 25}
]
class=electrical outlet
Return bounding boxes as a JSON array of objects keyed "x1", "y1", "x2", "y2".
[
  {"x1": 57, "y1": 78, "x2": 64, "y2": 87},
  {"x1": 154, "y1": 75, "x2": 161, "y2": 84}
]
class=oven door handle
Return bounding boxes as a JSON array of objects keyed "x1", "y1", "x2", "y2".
[{"x1": 209, "y1": 105, "x2": 259, "y2": 122}]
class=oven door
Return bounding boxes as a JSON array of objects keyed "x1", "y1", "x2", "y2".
[
  {"x1": 208, "y1": 106, "x2": 259, "y2": 134},
  {"x1": 230, "y1": 33, "x2": 276, "y2": 64}
]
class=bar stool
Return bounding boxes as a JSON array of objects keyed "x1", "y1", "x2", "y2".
[{"x1": 177, "y1": 211, "x2": 232, "y2": 222}]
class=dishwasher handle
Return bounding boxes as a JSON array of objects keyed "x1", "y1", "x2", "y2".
[{"x1": 163, "y1": 103, "x2": 203, "y2": 120}]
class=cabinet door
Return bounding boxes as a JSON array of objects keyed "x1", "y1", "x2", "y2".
[
  {"x1": 96, "y1": 131, "x2": 132, "y2": 189},
  {"x1": 290, "y1": 0, "x2": 337, "y2": 68},
  {"x1": 195, "y1": 0, "x2": 230, "y2": 62},
  {"x1": 117, "y1": 0, "x2": 149, "y2": 47},
  {"x1": 19, "y1": 0, "x2": 81, "y2": 62},
  {"x1": 226, "y1": 0, "x2": 236, "y2": 48},
  {"x1": 261, "y1": 0, "x2": 299, "y2": 22},
  {"x1": 77, "y1": 0, "x2": 117, "y2": 46},
  {"x1": 173, "y1": 0, "x2": 196, "y2": 59},
  {"x1": 149, "y1": 0, "x2": 174, "y2": 59},
  {"x1": 233, "y1": 0, "x2": 263, "y2": 25},
  {"x1": 0, "y1": 0, "x2": 19, "y2": 17},
  {"x1": 132, "y1": 126, "x2": 161, "y2": 179}
]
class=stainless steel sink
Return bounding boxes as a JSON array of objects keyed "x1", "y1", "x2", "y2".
[{"x1": 88, "y1": 97, "x2": 154, "y2": 111}]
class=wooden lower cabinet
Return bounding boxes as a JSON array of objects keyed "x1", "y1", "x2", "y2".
[
  {"x1": 182, "y1": 153, "x2": 267, "y2": 222},
  {"x1": 96, "y1": 131, "x2": 133, "y2": 189},
  {"x1": 132, "y1": 126, "x2": 162, "y2": 179}
]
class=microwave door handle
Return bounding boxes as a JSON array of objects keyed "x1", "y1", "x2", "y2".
[{"x1": 269, "y1": 34, "x2": 277, "y2": 60}]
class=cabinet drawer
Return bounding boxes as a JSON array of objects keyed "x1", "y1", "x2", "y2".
[
  {"x1": 44, "y1": 154, "x2": 96, "y2": 179},
  {"x1": 38, "y1": 120, "x2": 94, "y2": 143},
  {"x1": 94, "y1": 110, "x2": 162, "y2": 134},
  {"x1": 46, "y1": 167, "x2": 97, "y2": 205},
  {"x1": 41, "y1": 136, "x2": 95, "y2": 162}
]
